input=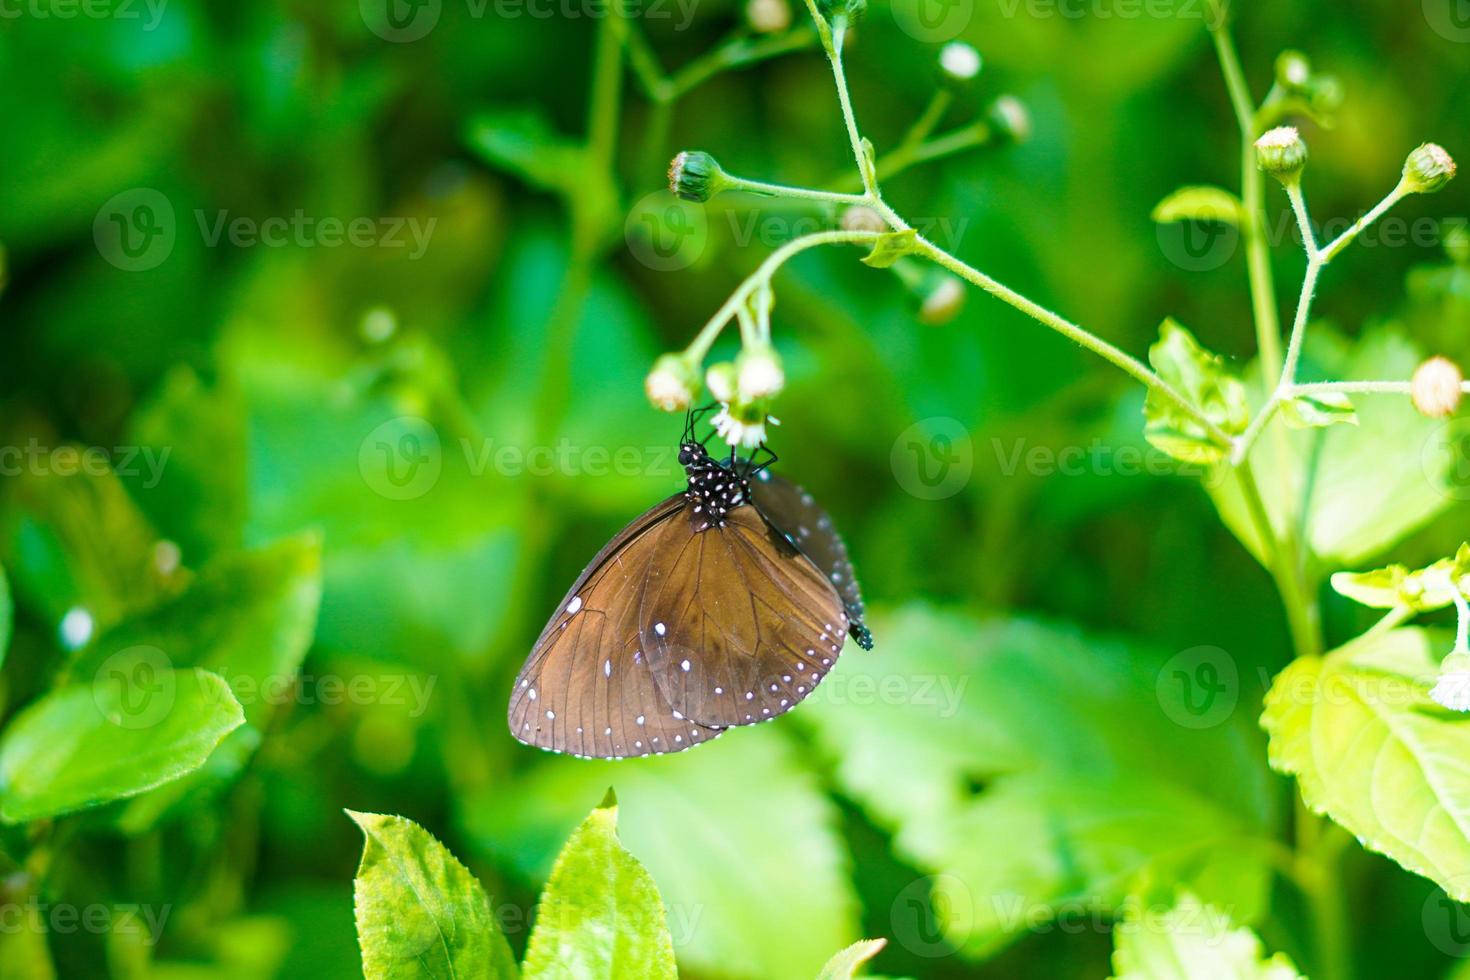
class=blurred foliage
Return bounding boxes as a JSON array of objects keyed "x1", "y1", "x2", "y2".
[{"x1": 0, "y1": 0, "x2": 1468, "y2": 977}]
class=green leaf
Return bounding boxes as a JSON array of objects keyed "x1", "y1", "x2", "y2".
[
  {"x1": 1143, "y1": 320, "x2": 1249, "y2": 464},
  {"x1": 464, "y1": 108, "x2": 586, "y2": 196},
  {"x1": 66, "y1": 535, "x2": 323, "y2": 829},
  {"x1": 0, "y1": 890, "x2": 56, "y2": 980},
  {"x1": 349, "y1": 810, "x2": 516, "y2": 980},
  {"x1": 1151, "y1": 186, "x2": 1246, "y2": 227},
  {"x1": 465, "y1": 730, "x2": 858, "y2": 979},
  {"x1": 0, "y1": 668, "x2": 244, "y2": 823},
  {"x1": 815, "y1": 939, "x2": 887, "y2": 979},
  {"x1": 802, "y1": 606, "x2": 1276, "y2": 960},
  {"x1": 1263, "y1": 628, "x2": 1470, "y2": 899},
  {"x1": 521, "y1": 792, "x2": 676, "y2": 980},
  {"x1": 1280, "y1": 390, "x2": 1357, "y2": 428},
  {"x1": 1109, "y1": 892, "x2": 1302, "y2": 979},
  {"x1": 1330, "y1": 544, "x2": 1470, "y2": 612},
  {"x1": 861, "y1": 230, "x2": 921, "y2": 269},
  {"x1": 0, "y1": 464, "x2": 180, "y2": 633}
]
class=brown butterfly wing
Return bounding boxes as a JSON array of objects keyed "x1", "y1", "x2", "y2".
[
  {"x1": 748, "y1": 470, "x2": 872, "y2": 649},
  {"x1": 508, "y1": 495, "x2": 724, "y2": 758},
  {"x1": 640, "y1": 504, "x2": 848, "y2": 728}
]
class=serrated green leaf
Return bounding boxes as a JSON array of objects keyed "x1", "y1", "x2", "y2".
[
  {"x1": 1263, "y1": 628, "x2": 1470, "y2": 899},
  {"x1": 1330, "y1": 545, "x2": 1470, "y2": 612},
  {"x1": 521, "y1": 793, "x2": 676, "y2": 980},
  {"x1": 1109, "y1": 892, "x2": 1302, "y2": 980},
  {"x1": 862, "y1": 230, "x2": 921, "y2": 269},
  {"x1": 464, "y1": 730, "x2": 858, "y2": 979},
  {"x1": 0, "y1": 668, "x2": 244, "y2": 823},
  {"x1": 350, "y1": 810, "x2": 516, "y2": 980},
  {"x1": 1281, "y1": 390, "x2": 1357, "y2": 428},
  {"x1": 1143, "y1": 320, "x2": 1248, "y2": 465},
  {"x1": 1151, "y1": 186, "x2": 1245, "y2": 227},
  {"x1": 815, "y1": 939, "x2": 887, "y2": 979},
  {"x1": 802, "y1": 606, "x2": 1275, "y2": 960}
]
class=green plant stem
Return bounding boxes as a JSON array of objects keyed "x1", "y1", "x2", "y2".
[
  {"x1": 829, "y1": 121, "x2": 997, "y2": 193},
  {"x1": 914, "y1": 238, "x2": 1234, "y2": 448},
  {"x1": 1321, "y1": 180, "x2": 1411, "y2": 262},
  {"x1": 723, "y1": 174, "x2": 869, "y2": 207},
  {"x1": 685, "y1": 230, "x2": 882, "y2": 360},
  {"x1": 899, "y1": 89, "x2": 953, "y2": 150}
]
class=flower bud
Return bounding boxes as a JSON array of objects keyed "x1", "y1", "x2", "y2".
[
  {"x1": 840, "y1": 205, "x2": 887, "y2": 234},
  {"x1": 668, "y1": 151, "x2": 729, "y2": 203},
  {"x1": 1431, "y1": 651, "x2": 1470, "y2": 712},
  {"x1": 939, "y1": 42, "x2": 982, "y2": 86},
  {"x1": 1403, "y1": 143, "x2": 1457, "y2": 195},
  {"x1": 1254, "y1": 126, "x2": 1307, "y2": 184},
  {"x1": 645, "y1": 353, "x2": 700, "y2": 412},
  {"x1": 1275, "y1": 50, "x2": 1311, "y2": 90},
  {"x1": 745, "y1": 0, "x2": 790, "y2": 32},
  {"x1": 705, "y1": 361, "x2": 738, "y2": 403},
  {"x1": 1411, "y1": 355, "x2": 1464, "y2": 419},
  {"x1": 736, "y1": 345, "x2": 785, "y2": 401},
  {"x1": 816, "y1": 0, "x2": 865, "y2": 22},
  {"x1": 985, "y1": 95, "x2": 1031, "y2": 145},
  {"x1": 919, "y1": 274, "x2": 966, "y2": 326}
]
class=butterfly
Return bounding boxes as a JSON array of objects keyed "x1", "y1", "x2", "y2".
[{"x1": 508, "y1": 412, "x2": 872, "y2": 759}]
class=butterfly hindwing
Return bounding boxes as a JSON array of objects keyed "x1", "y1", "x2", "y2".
[
  {"x1": 508, "y1": 495, "x2": 724, "y2": 758},
  {"x1": 641, "y1": 504, "x2": 848, "y2": 728},
  {"x1": 748, "y1": 470, "x2": 873, "y2": 649}
]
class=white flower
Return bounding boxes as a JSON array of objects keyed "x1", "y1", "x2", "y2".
[
  {"x1": 1411, "y1": 355, "x2": 1463, "y2": 419},
  {"x1": 713, "y1": 403, "x2": 767, "y2": 449},
  {"x1": 919, "y1": 275, "x2": 966, "y2": 326},
  {"x1": 644, "y1": 353, "x2": 699, "y2": 412},
  {"x1": 939, "y1": 42, "x2": 982, "y2": 82},
  {"x1": 1430, "y1": 651, "x2": 1470, "y2": 712},
  {"x1": 736, "y1": 346, "x2": 784, "y2": 401},
  {"x1": 705, "y1": 362, "x2": 738, "y2": 403}
]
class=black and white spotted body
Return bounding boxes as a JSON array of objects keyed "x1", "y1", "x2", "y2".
[{"x1": 679, "y1": 441, "x2": 749, "y2": 531}]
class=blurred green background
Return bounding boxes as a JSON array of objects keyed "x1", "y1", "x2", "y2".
[{"x1": 2, "y1": 0, "x2": 1469, "y2": 976}]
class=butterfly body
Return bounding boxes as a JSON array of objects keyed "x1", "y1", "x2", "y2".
[{"x1": 509, "y1": 439, "x2": 869, "y2": 759}]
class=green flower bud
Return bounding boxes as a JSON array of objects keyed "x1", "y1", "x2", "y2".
[
  {"x1": 840, "y1": 205, "x2": 887, "y2": 234},
  {"x1": 668, "y1": 151, "x2": 730, "y2": 203},
  {"x1": 645, "y1": 352, "x2": 701, "y2": 412},
  {"x1": 816, "y1": 0, "x2": 865, "y2": 22},
  {"x1": 939, "y1": 42, "x2": 982, "y2": 86},
  {"x1": 986, "y1": 95, "x2": 1031, "y2": 145},
  {"x1": 1254, "y1": 126, "x2": 1307, "y2": 184},
  {"x1": 919, "y1": 273, "x2": 966, "y2": 326},
  {"x1": 736, "y1": 344, "x2": 785, "y2": 401},
  {"x1": 1403, "y1": 143, "x2": 1457, "y2": 195},
  {"x1": 1275, "y1": 50, "x2": 1311, "y2": 90},
  {"x1": 705, "y1": 361, "x2": 738, "y2": 403}
]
